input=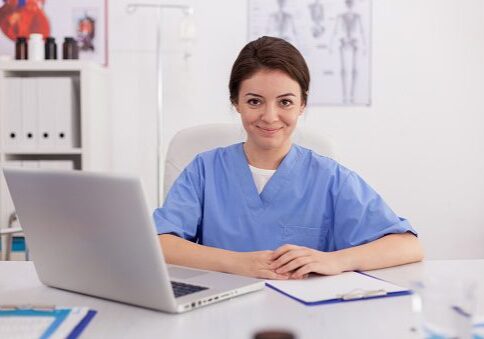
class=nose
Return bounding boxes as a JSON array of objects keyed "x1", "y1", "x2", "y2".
[{"x1": 261, "y1": 103, "x2": 279, "y2": 123}]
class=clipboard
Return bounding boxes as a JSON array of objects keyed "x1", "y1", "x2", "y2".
[
  {"x1": 0, "y1": 305, "x2": 97, "y2": 339},
  {"x1": 266, "y1": 271, "x2": 411, "y2": 306}
]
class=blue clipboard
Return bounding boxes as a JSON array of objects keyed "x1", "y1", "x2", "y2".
[{"x1": 266, "y1": 271, "x2": 412, "y2": 306}]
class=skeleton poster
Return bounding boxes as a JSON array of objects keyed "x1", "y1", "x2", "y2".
[{"x1": 249, "y1": 0, "x2": 371, "y2": 106}]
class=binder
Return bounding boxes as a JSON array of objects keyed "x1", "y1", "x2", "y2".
[
  {"x1": 2, "y1": 78, "x2": 23, "y2": 147},
  {"x1": 37, "y1": 77, "x2": 55, "y2": 148},
  {"x1": 37, "y1": 77, "x2": 77, "y2": 149},
  {"x1": 0, "y1": 306, "x2": 96, "y2": 339},
  {"x1": 21, "y1": 78, "x2": 38, "y2": 148},
  {"x1": 54, "y1": 78, "x2": 76, "y2": 148},
  {"x1": 266, "y1": 271, "x2": 411, "y2": 306}
]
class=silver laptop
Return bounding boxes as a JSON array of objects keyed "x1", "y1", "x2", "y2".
[{"x1": 2, "y1": 168, "x2": 264, "y2": 313}]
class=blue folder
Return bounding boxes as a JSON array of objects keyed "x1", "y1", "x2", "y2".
[{"x1": 0, "y1": 307, "x2": 97, "y2": 339}]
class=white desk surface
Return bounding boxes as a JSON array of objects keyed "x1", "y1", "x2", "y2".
[{"x1": 1, "y1": 260, "x2": 483, "y2": 339}]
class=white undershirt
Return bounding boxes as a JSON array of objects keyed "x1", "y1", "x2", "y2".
[{"x1": 249, "y1": 165, "x2": 276, "y2": 194}]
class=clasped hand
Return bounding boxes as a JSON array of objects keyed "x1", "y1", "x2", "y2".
[{"x1": 240, "y1": 244, "x2": 344, "y2": 280}]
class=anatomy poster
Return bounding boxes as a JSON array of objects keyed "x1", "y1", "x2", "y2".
[
  {"x1": 249, "y1": 0, "x2": 371, "y2": 106},
  {"x1": 0, "y1": 0, "x2": 107, "y2": 65}
]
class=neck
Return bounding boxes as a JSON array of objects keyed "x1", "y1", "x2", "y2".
[{"x1": 243, "y1": 141, "x2": 292, "y2": 170}]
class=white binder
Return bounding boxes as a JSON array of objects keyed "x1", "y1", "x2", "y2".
[
  {"x1": 54, "y1": 78, "x2": 76, "y2": 148},
  {"x1": 21, "y1": 78, "x2": 38, "y2": 148},
  {"x1": 37, "y1": 77, "x2": 55, "y2": 148},
  {"x1": 2, "y1": 78, "x2": 23, "y2": 148}
]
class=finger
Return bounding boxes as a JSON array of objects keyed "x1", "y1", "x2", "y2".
[
  {"x1": 271, "y1": 249, "x2": 309, "y2": 270},
  {"x1": 290, "y1": 264, "x2": 316, "y2": 280},
  {"x1": 262, "y1": 270, "x2": 290, "y2": 280},
  {"x1": 271, "y1": 244, "x2": 300, "y2": 260},
  {"x1": 276, "y1": 256, "x2": 312, "y2": 274}
]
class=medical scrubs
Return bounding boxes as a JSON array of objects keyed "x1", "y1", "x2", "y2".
[{"x1": 154, "y1": 143, "x2": 416, "y2": 252}]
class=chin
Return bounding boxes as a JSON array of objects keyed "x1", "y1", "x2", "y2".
[{"x1": 254, "y1": 137, "x2": 287, "y2": 150}]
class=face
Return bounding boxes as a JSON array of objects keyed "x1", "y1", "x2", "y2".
[{"x1": 234, "y1": 69, "x2": 305, "y2": 152}]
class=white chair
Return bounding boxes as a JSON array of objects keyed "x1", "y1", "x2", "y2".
[
  {"x1": 0, "y1": 212, "x2": 25, "y2": 261},
  {"x1": 163, "y1": 123, "x2": 334, "y2": 197}
]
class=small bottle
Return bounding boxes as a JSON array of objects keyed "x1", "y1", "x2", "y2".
[
  {"x1": 44, "y1": 37, "x2": 57, "y2": 60},
  {"x1": 28, "y1": 33, "x2": 44, "y2": 61},
  {"x1": 15, "y1": 37, "x2": 28, "y2": 60},
  {"x1": 62, "y1": 37, "x2": 79, "y2": 60}
]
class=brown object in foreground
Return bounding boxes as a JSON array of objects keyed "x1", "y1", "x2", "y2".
[{"x1": 254, "y1": 330, "x2": 295, "y2": 339}]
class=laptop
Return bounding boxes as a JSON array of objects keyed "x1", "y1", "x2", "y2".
[{"x1": 2, "y1": 168, "x2": 264, "y2": 313}]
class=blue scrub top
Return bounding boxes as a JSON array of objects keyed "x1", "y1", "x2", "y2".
[{"x1": 154, "y1": 143, "x2": 416, "y2": 252}]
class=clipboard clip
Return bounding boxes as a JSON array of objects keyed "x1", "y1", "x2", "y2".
[
  {"x1": 0, "y1": 304, "x2": 56, "y2": 311},
  {"x1": 338, "y1": 289, "x2": 387, "y2": 300}
]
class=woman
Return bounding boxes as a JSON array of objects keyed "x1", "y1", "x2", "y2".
[{"x1": 154, "y1": 36, "x2": 423, "y2": 280}]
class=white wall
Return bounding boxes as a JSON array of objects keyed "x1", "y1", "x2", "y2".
[{"x1": 109, "y1": 0, "x2": 484, "y2": 259}]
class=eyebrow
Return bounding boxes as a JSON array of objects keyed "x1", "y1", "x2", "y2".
[{"x1": 244, "y1": 92, "x2": 296, "y2": 98}]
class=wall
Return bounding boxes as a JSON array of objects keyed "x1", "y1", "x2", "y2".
[{"x1": 109, "y1": 0, "x2": 484, "y2": 259}]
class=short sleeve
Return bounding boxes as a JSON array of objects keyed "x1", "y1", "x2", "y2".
[
  {"x1": 331, "y1": 170, "x2": 417, "y2": 250},
  {"x1": 153, "y1": 156, "x2": 204, "y2": 241}
]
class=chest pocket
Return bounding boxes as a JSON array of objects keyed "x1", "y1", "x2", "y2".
[{"x1": 280, "y1": 226, "x2": 325, "y2": 250}]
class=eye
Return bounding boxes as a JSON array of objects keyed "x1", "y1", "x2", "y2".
[
  {"x1": 247, "y1": 98, "x2": 262, "y2": 106},
  {"x1": 279, "y1": 98, "x2": 294, "y2": 107}
]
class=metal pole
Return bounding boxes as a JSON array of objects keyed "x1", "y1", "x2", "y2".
[{"x1": 126, "y1": 3, "x2": 193, "y2": 206}]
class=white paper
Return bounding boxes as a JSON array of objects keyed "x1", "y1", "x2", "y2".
[{"x1": 267, "y1": 271, "x2": 407, "y2": 303}]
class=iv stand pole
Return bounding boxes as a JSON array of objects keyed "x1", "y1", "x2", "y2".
[{"x1": 126, "y1": 3, "x2": 193, "y2": 206}]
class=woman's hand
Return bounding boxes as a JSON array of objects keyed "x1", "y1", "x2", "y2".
[
  {"x1": 270, "y1": 244, "x2": 345, "y2": 279},
  {"x1": 231, "y1": 251, "x2": 290, "y2": 280}
]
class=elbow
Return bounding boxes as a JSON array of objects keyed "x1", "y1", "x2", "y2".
[
  {"x1": 415, "y1": 239, "x2": 425, "y2": 262},
  {"x1": 409, "y1": 233, "x2": 425, "y2": 263}
]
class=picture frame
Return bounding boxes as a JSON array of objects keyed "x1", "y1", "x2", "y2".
[{"x1": 0, "y1": 0, "x2": 108, "y2": 65}]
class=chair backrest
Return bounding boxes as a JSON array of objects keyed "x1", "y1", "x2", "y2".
[{"x1": 163, "y1": 123, "x2": 334, "y2": 196}]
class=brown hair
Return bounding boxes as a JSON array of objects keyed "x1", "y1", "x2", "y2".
[{"x1": 229, "y1": 36, "x2": 310, "y2": 105}]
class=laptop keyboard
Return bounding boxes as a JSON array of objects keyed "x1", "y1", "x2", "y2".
[{"x1": 171, "y1": 281, "x2": 208, "y2": 298}]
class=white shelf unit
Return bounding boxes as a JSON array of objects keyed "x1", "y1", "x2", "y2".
[{"x1": 0, "y1": 60, "x2": 111, "y2": 260}]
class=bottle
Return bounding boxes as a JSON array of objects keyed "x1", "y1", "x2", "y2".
[
  {"x1": 28, "y1": 33, "x2": 44, "y2": 61},
  {"x1": 15, "y1": 37, "x2": 28, "y2": 60},
  {"x1": 44, "y1": 37, "x2": 57, "y2": 60},
  {"x1": 62, "y1": 37, "x2": 79, "y2": 60}
]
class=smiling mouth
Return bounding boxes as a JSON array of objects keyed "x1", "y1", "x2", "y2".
[{"x1": 256, "y1": 126, "x2": 283, "y2": 135}]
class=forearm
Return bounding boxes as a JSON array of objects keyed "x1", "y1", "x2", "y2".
[
  {"x1": 334, "y1": 233, "x2": 424, "y2": 272},
  {"x1": 159, "y1": 234, "x2": 238, "y2": 274}
]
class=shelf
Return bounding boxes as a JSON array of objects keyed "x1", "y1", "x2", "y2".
[
  {"x1": 0, "y1": 60, "x2": 105, "y2": 72},
  {"x1": 1, "y1": 148, "x2": 83, "y2": 155}
]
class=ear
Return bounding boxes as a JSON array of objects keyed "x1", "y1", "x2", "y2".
[
  {"x1": 299, "y1": 103, "x2": 306, "y2": 116},
  {"x1": 233, "y1": 102, "x2": 241, "y2": 113}
]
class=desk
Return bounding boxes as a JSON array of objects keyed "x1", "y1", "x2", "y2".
[{"x1": 1, "y1": 260, "x2": 483, "y2": 339}]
